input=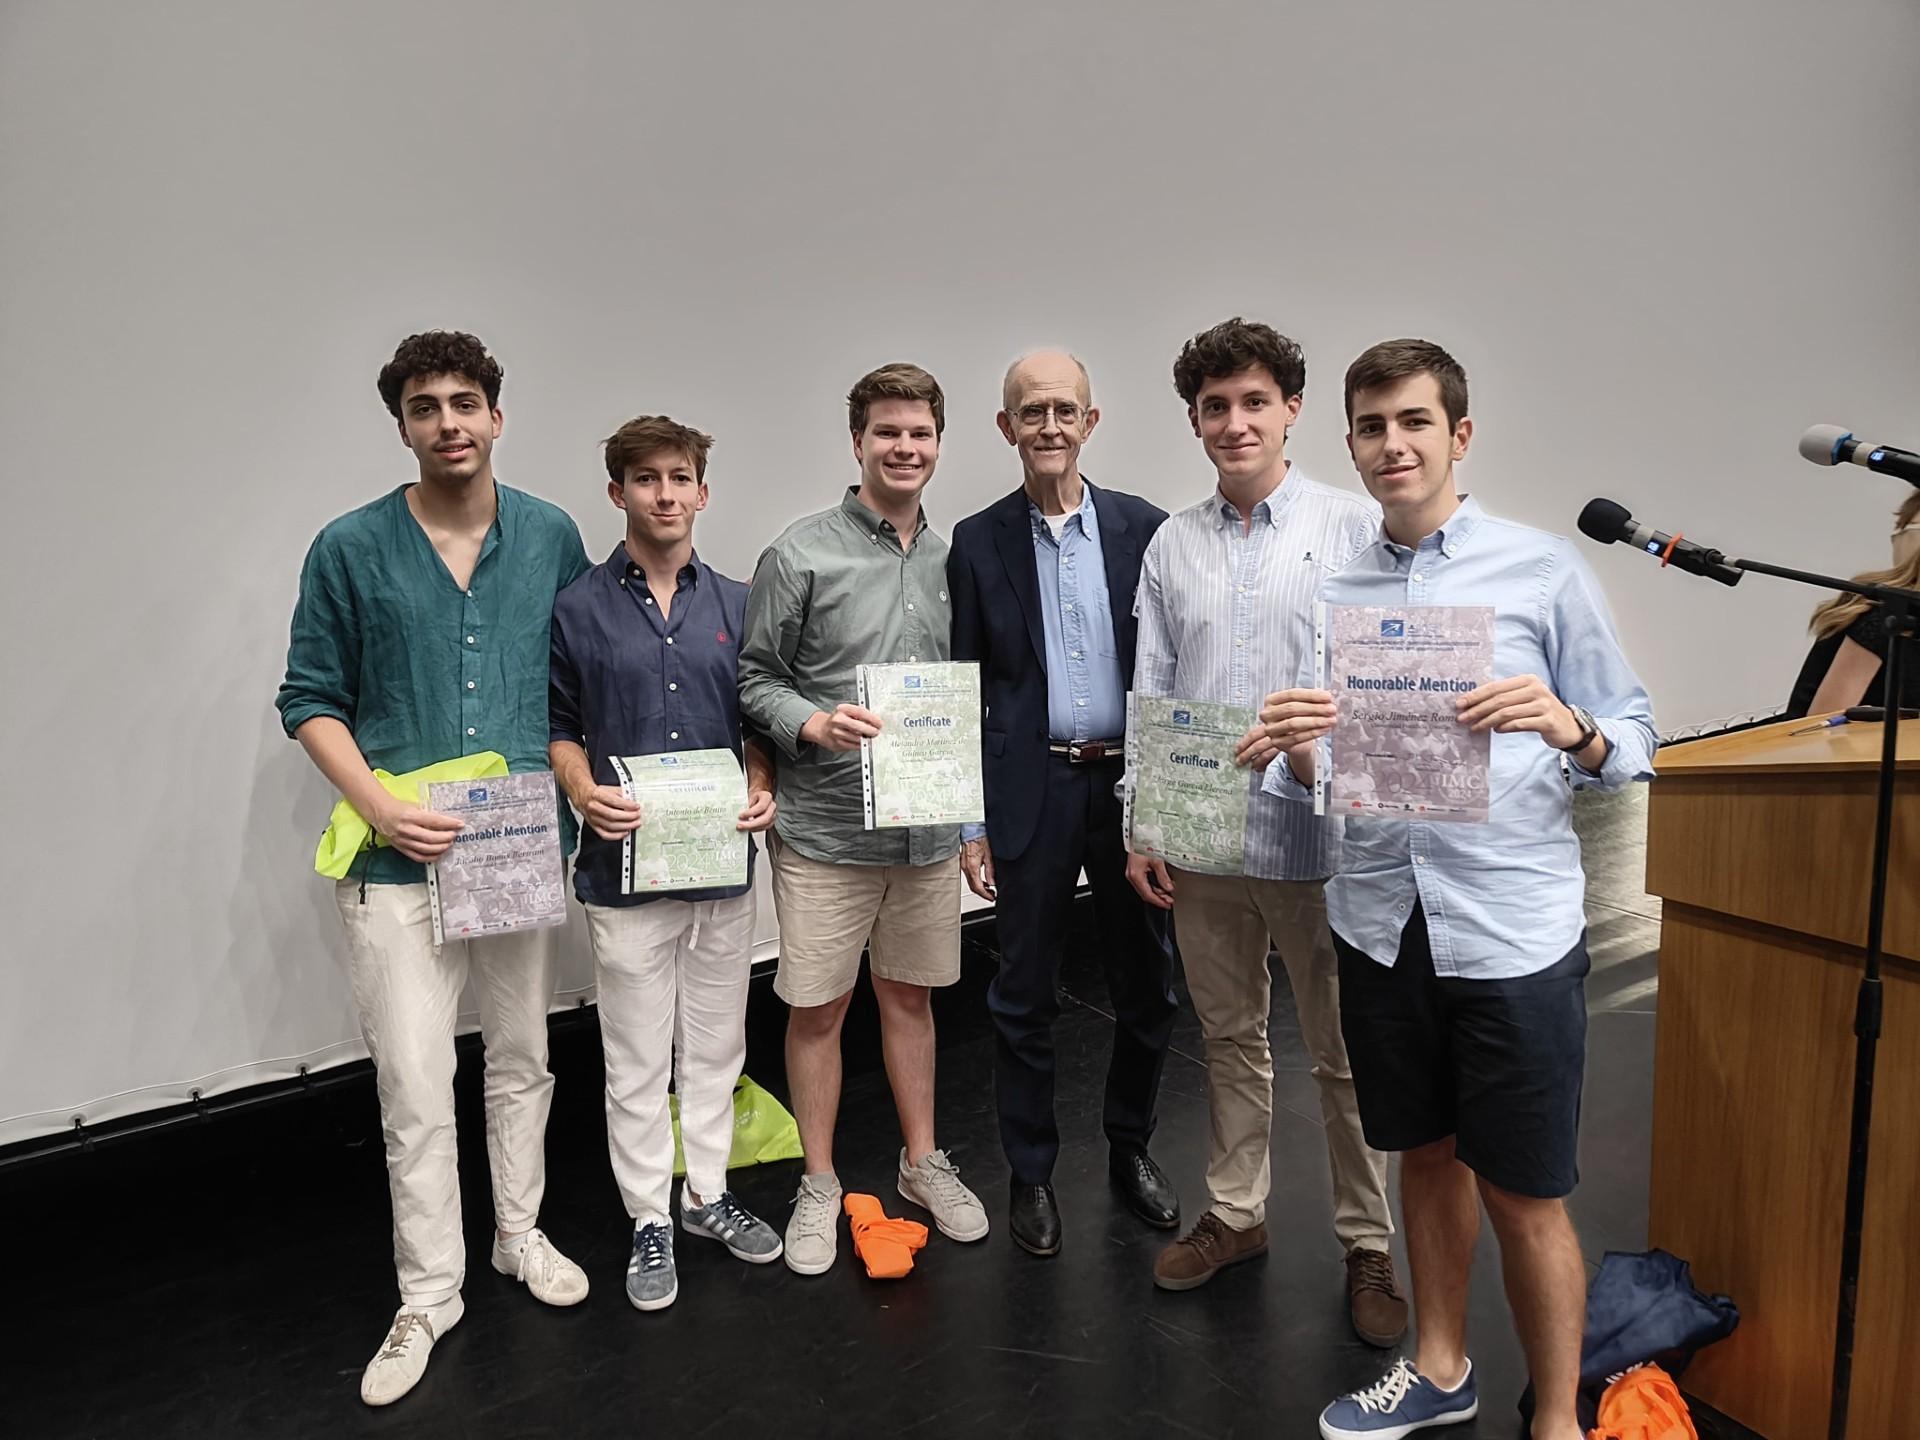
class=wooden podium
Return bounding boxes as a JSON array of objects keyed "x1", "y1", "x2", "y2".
[{"x1": 1646, "y1": 716, "x2": 1920, "y2": 1440}]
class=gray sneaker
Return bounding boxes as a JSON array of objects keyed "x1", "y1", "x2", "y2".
[
  {"x1": 784, "y1": 1173, "x2": 842, "y2": 1276},
  {"x1": 681, "y1": 1189, "x2": 784, "y2": 1264},
  {"x1": 625, "y1": 1222, "x2": 677, "y2": 1311},
  {"x1": 898, "y1": 1148, "x2": 990, "y2": 1242}
]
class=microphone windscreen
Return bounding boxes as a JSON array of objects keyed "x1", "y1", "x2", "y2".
[
  {"x1": 1799, "y1": 424, "x2": 1851, "y2": 465},
  {"x1": 1577, "y1": 498, "x2": 1630, "y2": 544}
]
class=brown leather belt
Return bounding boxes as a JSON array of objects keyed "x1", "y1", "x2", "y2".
[{"x1": 1046, "y1": 738, "x2": 1125, "y2": 764}]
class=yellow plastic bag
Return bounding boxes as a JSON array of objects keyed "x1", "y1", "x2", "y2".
[
  {"x1": 671, "y1": 1075, "x2": 804, "y2": 1176},
  {"x1": 313, "y1": 752, "x2": 509, "y2": 877}
]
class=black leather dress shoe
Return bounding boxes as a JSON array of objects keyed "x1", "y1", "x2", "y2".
[
  {"x1": 1109, "y1": 1149, "x2": 1180, "y2": 1229},
  {"x1": 1009, "y1": 1182, "x2": 1062, "y2": 1256}
]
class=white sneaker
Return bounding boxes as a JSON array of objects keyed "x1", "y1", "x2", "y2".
[
  {"x1": 784, "y1": 1173, "x2": 842, "y2": 1276},
  {"x1": 360, "y1": 1294, "x2": 463, "y2": 1407},
  {"x1": 898, "y1": 1148, "x2": 990, "y2": 1242},
  {"x1": 491, "y1": 1227, "x2": 589, "y2": 1306}
]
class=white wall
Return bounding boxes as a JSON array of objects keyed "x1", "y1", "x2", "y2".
[{"x1": 3, "y1": 0, "x2": 1916, "y2": 1144}]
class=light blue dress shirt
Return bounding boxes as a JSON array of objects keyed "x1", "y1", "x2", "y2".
[
  {"x1": 1034, "y1": 487, "x2": 1127, "y2": 743},
  {"x1": 1263, "y1": 496, "x2": 1657, "y2": 978},
  {"x1": 960, "y1": 486, "x2": 1127, "y2": 847}
]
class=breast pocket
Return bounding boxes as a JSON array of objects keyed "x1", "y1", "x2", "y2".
[{"x1": 1088, "y1": 581, "x2": 1120, "y2": 659}]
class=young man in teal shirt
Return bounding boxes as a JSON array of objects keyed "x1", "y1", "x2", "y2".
[{"x1": 277, "y1": 331, "x2": 592, "y2": 1407}]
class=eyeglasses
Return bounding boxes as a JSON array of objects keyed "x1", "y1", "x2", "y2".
[{"x1": 1012, "y1": 401, "x2": 1086, "y2": 429}]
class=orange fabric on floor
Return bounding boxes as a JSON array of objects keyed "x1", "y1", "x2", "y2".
[
  {"x1": 1587, "y1": 1364, "x2": 1699, "y2": 1440},
  {"x1": 843, "y1": 1193, "x2": 929, "y2": 1279}
]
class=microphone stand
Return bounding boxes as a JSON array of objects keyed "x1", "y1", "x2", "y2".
[{"x1": 1716, "y1": 555, "x2": 1916, "y2": 1440}]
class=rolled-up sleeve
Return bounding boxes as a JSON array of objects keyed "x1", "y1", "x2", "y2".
[
  {"x1": 1550, "y1": 548, "x2": 1657, "y2": 791},
  {"x1": 738, "y1": 544, "x2": 823, "y2": 759},
  {"x1": 548, "y1": 604, "x2": 585, "y2": 748},
  {"x1": 276, "y1": 533, "x2": 358, "y2": 737}
]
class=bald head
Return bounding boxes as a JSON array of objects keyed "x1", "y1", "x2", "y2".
[{"x1": 1001, "y1": 350, "x2": 1093, "y2": 414}]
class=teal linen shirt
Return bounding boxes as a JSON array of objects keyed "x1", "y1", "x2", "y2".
[{"x1": 276, "y1": 482, "x2": 592, "y2": 884}]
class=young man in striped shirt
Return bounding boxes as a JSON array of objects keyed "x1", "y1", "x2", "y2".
[{"x1": 1127, "y1": 319, "x2": 1407, "y2": 1346}]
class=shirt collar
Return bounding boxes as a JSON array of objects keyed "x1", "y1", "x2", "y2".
[
  {"x1": 841, "y1": 485, "x2": 926, "y2": 543},
  {"x1": 1028, "y1": 481, "x2": 1098, "y2": 539},
  {"x1": 604, "y1": 542, "x2": 701, "y2": 590},
  {"x1": 1214, "y1": 467, "x2": 1302, "y2": 532},
  {"x1": 1380, "y1": 494, "x2": 1483, "y2": 559}
]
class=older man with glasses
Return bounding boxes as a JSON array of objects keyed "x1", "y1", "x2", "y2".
[{"x1": 947, "y1": 350, "x2": 1181, "y2": 1256}]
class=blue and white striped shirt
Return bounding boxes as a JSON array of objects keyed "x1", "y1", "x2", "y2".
[{"x1": 1133, "y1": 470, "x2": 1379, "y2": 882}]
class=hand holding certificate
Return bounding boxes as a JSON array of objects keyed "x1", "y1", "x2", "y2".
[
  {"x1": 424, "y1": 772, "x2": 568, "y2": 944},
  {"x1": 609, "y1": 749, "x2": 750, "y2": 894},
  {"x1": 1313, "y1": 604, "x2": 1495, "y2": 823},
  {"x1": 1125, "y1": 694, "x2": 1255, "y2": 874},
  {"x1": 857, "y1": 661, "x2": 985, "y2": 828}
]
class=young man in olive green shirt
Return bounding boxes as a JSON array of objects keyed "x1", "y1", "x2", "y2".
[{"x1": 739, "y1": 362, "x2": 989, "y2": 1275}]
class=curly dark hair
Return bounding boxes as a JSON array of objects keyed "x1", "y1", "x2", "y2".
[
  {"x1": 1172, "y1": 318, "x2": 1306, "y2": 405},
  {"x1": 376, "y1": 331, "x2": 504, "y2": 418},
  {"x1": 1344, "y1": 338, "x2": 1469, "y2": 430}
]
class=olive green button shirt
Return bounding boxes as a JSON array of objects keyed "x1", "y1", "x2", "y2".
[{"x1": 739, "y1": 487, "x2": 960, "y2": 866}]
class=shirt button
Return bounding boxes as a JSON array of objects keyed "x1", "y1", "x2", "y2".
[
  {"x1": 1064, "y1": 602, "x2": 1074, "y2": 612},
  {"x1": 465, "y1": 589, "x2": 474, "y2": 598},
  {"x1": 666, "y1": 636, "x2": 675, "y2": 645},
  {"x1": 466, "y1": 727, "x2": 477, "y2": 737},
  {"x1": 908, "y1": 654, "x2": 918, "y2": 662},
  {"x1": 645, "y1": 597, "x2": 654, "y2": 606},
  {"x1": 1071, "y1": 650, "x2": 1082, "y2": 659},
  {"x1": 1235, "y1": 638, "x2": 1245, "y2": 647},
  {"x1": 1415, "y1": 855, "x2": 1427, "y2": 865},
  {"x1": 670, "y1": 731, "x2": 680, "y2": 740},
  {"x1": 906, "y1": 602, "x2": 915, "y2": 611},
  {"x1": 1076, "y1": 699, "x2": 1086, "y2": 707},
  {"x1": 466, "y1": 680, "x2": 476, "y2": 690},
  {"x1": 619, "y1": 578, "x2": 627, "y2": 586},
  {"x1": 1413, "y1": 573, "x2": 1425, "y2": 582},
  {"x1": 465, "y1": 635, "x2": 475, "y2": 645},
  {"x1": 668, "y1": 682, "x2": 678, "y2": 692}
]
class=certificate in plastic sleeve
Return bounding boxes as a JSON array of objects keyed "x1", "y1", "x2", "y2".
[
  {"x1": 1314, "y1": 603, "x2": 1495, "y2": 823},
  {"x1": 608, "y1": 748, "x2": 749, "y2": 894},
  {"x1": 423, "y1": 772, "x2": 568, "y2": 944},
  {"x1": 856, "y1": 661, "x2": 985, "y2": 829},
  {"x1": 1123, "y1": 692, "x2": 1254, "y2": 875}
]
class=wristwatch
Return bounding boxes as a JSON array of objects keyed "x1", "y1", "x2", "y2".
[{"x1": 1558, "y1": 704, "x2": 1600, "y2": 754}]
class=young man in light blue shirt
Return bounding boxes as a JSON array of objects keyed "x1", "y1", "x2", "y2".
[{"x1": 1260, "y1": 339, "x2": 1656, "y2": 1440}]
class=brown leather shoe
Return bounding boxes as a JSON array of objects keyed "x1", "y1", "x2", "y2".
[
  {"x1": 1152, "y1": 1212, "x2": 1268, "y2": 1291},
  {"x1": 1345, "y1": 1246, "x2": 1408, "y2": 1346}
]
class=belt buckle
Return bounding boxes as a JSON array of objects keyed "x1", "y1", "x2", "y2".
[{"x1": 1069, "y1": 740, "x2": 1107, "y2": 764}]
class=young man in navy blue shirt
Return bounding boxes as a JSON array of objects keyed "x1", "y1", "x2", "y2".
[{"x1": 549, "y1": 416, "x2": 780, "y2": 1312}]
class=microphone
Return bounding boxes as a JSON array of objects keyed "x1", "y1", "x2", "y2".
[
  {"x1": 1577, "y1": 498, "x2": 1744, "y2": 587},
  {"x1": 1799, "y1": 425, "x2": 1920, "y2": 486}
]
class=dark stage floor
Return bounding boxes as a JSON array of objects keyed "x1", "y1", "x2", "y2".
[{"x1": 7, "y1": 789, "x2": 1755, "y2": 1439}]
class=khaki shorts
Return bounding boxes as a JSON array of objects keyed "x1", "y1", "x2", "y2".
[{"x1": 767, "y1": 831, "x2": 962, "y2": 1006}]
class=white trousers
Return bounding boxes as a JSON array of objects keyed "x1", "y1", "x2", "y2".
[
  {"x1": 334, "y1": 880, "x2": 558, "y2": 1308},
  {"x1": 585, "y1": 893, "x2": 757, "y2": 1226}
]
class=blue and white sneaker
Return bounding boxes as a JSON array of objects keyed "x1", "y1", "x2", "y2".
[
  {"x1": 681, "y1": 1189, "x2": 784, "y2": 1263},
  {"x1": 625, "y1": 1222, "x2": 677, "y2": 1311},
  {"x1": 1319, "y1": 1357, "x2": 1478, "y2": 1439}
]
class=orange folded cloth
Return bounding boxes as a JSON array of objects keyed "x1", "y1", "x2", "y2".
[{"x1": 843, "y1": 1192, "x2": 929, "y2": 1279}]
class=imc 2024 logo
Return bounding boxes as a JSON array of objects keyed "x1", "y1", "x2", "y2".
[
  {"x1": 1380, "y1": 618, "x2": 1406, "y2": 638},
  {"x1": 467, "y1": 787, "x2": 488, "y2": 803},
  {"x1": 903, "y1": 675, "x2": 922, "y2": 689},
  {"x1": 1172, "y1": 709, "x2": 1192, "y2": 726}
]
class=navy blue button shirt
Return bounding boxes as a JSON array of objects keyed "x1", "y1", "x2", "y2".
[{"x1": 550, "y1": 544, "x2": 756, "y2": 908}]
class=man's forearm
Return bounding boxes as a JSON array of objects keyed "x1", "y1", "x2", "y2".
[
  {"x1": 744, "y1": 735, "x2": 776, "y2": 794},
  {"x1": 295, "y1": 716, "x2": 389, "y2": 820},
  {"x1": 549, "y1": 739, "x2": 596, "y2": 811}
]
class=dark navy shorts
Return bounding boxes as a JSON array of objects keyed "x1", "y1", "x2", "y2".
[{"x1": 1332, "y1": 904, "x2": 1589, "y2": 1200}]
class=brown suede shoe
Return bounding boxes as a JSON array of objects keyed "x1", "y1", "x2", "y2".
[
  {"x1": 1151, "y1": 1212, "x2": 1268, "y2": 1291},
  {"x1": 1345, "y1": 1246, "x2": 1409, "y2": 1347}
]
